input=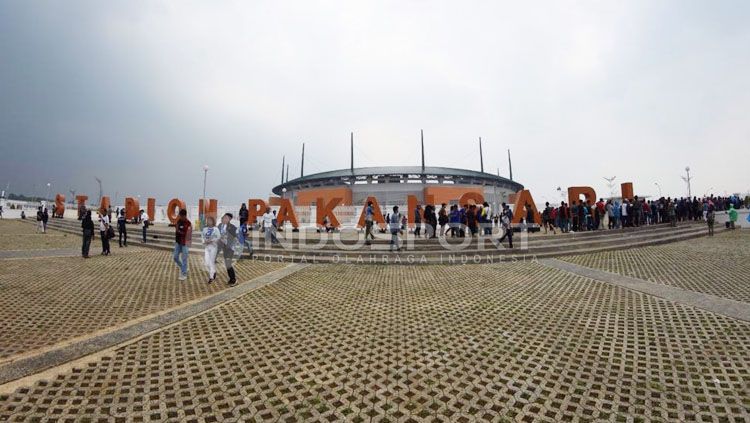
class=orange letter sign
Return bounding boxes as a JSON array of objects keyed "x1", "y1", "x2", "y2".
[
  {"x1": 620, "y1": 182, "x2": 634, "y2": 200},
  {"x1": 512, "y1": 189, "x2": 541, "y2": 224},
  {"x1": 75, "y1": 195, "x2": 88, "y2": 219},
  {"x1": 567, "y1": 186, "x2": 596, "y2": 207},
  {"x1": 98, "y1": 196, "x2": 110, "y2": 215},
  {"x1": 198, "y1": 198, "x2": 218, "y2": 221},
  {"x1": 275, "y1": 198, "x2": 299, "y2": 228},
  {"x1": 125, "y1": 197, "x2": 140, "y2": 220},
  {"x1": 357, "y1": 196, "x2": 386, "y2": 228},
  {"x1": 459, "y1": 192, "x2": 484, "y2": 206},
  {"x1": 166, "y1": 198, "x2": 186, "y2": 224},
  {"x1": 54, "y1": 193, "x2": 65, "y2": 217},
  {"x1": 316, "y1": 197, "x2": 342, "y2": 228},
  {"x1": 147, "y1": 198, "x2": 156, "y2": 222},
  {"x1": 247, "y1": 199, "x2": 268, "y2": 226}
]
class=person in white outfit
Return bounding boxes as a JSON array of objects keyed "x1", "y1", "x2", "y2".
[
  {"x1": 201, "y1": 215, "x2": 221, "y2": 283},
  {"x1": 262, "y1": 207, "x2": 278, "y2": 245}
]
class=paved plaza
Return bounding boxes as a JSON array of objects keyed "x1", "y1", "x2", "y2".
[{"x1": 0, "y1": 220, "x2": 748, "y2": 421}]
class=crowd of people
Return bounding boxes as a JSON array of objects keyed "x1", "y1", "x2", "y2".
[{"x1": 64, "y1": 193, "x2": 747, "y2": 279}]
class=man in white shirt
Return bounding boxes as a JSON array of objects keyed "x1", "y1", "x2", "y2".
[
  {"x1": 262, "y1": 207, "x2": 278, "y2": 245},
  {"x1": 98, "y1": 211, "x2": 111, "y2": 255},
  {"x1": 140, "y1": 209, "x2": 150, "y2": 243}
]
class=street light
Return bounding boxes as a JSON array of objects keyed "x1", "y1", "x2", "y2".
[
  {"x1": 201, "y1": 165, "x2": 209, "y2": 226},
  {"x1": 603, "y1": 176, "x2": 616, "y2": 198},
  {"x1": 654, "y1": 182, "x2": 662, "y2": 198},
  {"x1": 202, "y1": 165, "x2": 209, "y2": 200},
  {"x1": 45, "y1": 182, "x2": 51, "y2": 205},
  {"x1": 681, "y1": 166, "x2": 692, "y2": 198}
]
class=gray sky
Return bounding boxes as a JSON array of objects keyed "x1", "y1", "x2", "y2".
[{"x1": 1, "y1": 0, "x2": 748, "y2": 205}]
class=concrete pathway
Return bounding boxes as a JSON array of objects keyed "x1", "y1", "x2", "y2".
[{"x1": 540, "y1": 258, "x2": 750, "y2": 322}]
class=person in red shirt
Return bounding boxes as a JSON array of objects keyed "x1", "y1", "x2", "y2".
[{"x1": 173, "y1": 209, "x2": 192, "y2": 280}]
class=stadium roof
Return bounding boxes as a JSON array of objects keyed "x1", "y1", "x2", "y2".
[{"x1": 272, "y1": 166, "x2": 523, "y2": 195}]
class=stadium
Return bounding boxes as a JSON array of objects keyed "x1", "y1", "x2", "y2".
[{"x1": 271, "y1": 136, "x2": 524, "y2": 209}]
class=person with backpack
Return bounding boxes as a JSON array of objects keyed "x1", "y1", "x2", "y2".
[
  {"x1": 218, "y1": 213, "x2": 239, "y2": 286},
  {"x1": 201, "y1": 215, "x2": 221, "y2": 283},
  {"x1": 389, "y1": 206, "x2": 402, "y2": 252},
  {"x1": 98, "y1": 210, "x2": 111, "y2": 256},
  {"x1": 173, "y1": 209, "x2": 192, "y2": 280},
  {"x1": 81, "y1": 210, "x2": 94, "y2": 258},
  {"x1": 496, "y1": 204, "x2": 513, "y2": 249},
  {"x1": 117, "y1": 209, "x2": 127, "y2": 247}
]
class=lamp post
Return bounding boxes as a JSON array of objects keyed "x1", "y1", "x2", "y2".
[
  {"x1": 46, "y1": 182, "x2": 51, "y2": 205},
  {"x1": 654, "y1": 182, "x2": 662, "y2": 198},
  {"x1": 603, "y1": 176, "x2": 616, "y2": 198},
  {"x1": 681, "y1": 166, "x2": 692, "y2": 198},
  {"x1": 201, "y1": 165, "x2": 209, "y2": 227}
]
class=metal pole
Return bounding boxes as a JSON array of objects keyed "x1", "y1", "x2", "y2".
[
  {"x1": 479, "y1": 137, "x2": 484, "y2": 173},
  {"x1": 421, "y1": 130, "x2": 425, "y2": 172},
  {"x1": 350, "y1": 132, "x2": 354, "y2": 173},
  {"x1": 300, "y1": 143, "x2": 305, "y2": 178},
  {"x1": 507, "y1": 150, "x2": 513, "y2": 181}
]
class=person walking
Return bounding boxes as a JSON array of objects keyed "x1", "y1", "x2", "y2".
[
  {"x1": 36, "y1": 206, "x2": 44, "y2": 233},
  {"x1": 262, "y1": 207, "x2": 279, "y2": 245},
  {"x1": 542, "y1": 202, "x2": 556, "y2": 234},
  {"x1": 237, "y1": 203, "x2": 251, "y2": 257},
  {"x1": 438, "y1": 204, "x2": 448, "y2": 236},
  {"x1": 81, "y1": 210, "x2": 94, "y2": 258},
  {"x1": 389, "y1": 206, "x2": 402, "y2": 252},
  {"x1": 98, "y1": 210, "x2": 111, "y2": 256},
  {"x1": 173, "y1": 209, "x2": 192, "y2": 280},
  {"x1": 424, "y1": 204, "x2": 436, "y2": 238},
  {"x1": 139, "y1": 209, "x2": 150, "y2": 243},
  {"x1": 728, "y1": 204, "x2": 738, "y2": 229},
  {"x1": 201, "y1": 215, "x2": 220, "y2": 283},
  {"x1": 117, "y1": 209, "x2": 127, "y2": 247},
  {"x1": 497, "y1": 205, "x2": 513, "y2": 249},
  {"x1": 42, "y1": 207, "x2": 49, "y2": 232},
  {"x1": 364, "y1": 201, "x2": 376, "y2": 245},
  {"x1": 413, "y1": 204, "x2": 422, "y2": 237},
  {"x1": 706, "y1": 204, "x2": 715, "y2": 236},
  {"x1": 218, "y1": 213, "x2": 239, "y2": 286},
  {"x1": 667, "y1": 199, "x2": 677, "y2": 227}
]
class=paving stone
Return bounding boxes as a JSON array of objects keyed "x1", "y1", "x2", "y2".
[
  {"x1": 560, "y1": 230, "x2": 750, "y2": 303},
  {"x1": 0, "y1": 220, "x2": 81, "y2": 251},
  {"x1": 0, "y1": 250, "x2": 284, "y2": 359},
  {"x1": 1, "y1": 262, "x2": 749, "y2": 421}
]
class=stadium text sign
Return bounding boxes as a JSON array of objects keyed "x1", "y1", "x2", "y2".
[{"x1": 56, "y1": 182, "x2": 635, "y2": 228}]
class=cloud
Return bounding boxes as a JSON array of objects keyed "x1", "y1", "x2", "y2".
[{"x1": 1, "y1": 0, "x2": 749, "y2": 204}]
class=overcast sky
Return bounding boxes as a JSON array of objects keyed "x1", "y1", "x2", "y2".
[{"x1": 1, "y1": 1, "x2": 748, "y2": 205}]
